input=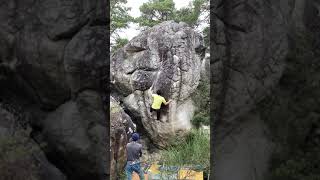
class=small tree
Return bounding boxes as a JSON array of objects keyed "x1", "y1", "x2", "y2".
[
  {"x1": 110, "y1": 0, "x2": 133, "y2": 35},
  {"x1": 136, "y1": 0, "x2": 209, "y2": 28},
  {"x1": 111, "y1": 0, "x2": 133, "y2": 50},
  {"x1": 136, "y1": 0, "x2": 176, "y2": 27},
  {"x1": 175, "y1": 0, "x2": 208, "y2": 27}
]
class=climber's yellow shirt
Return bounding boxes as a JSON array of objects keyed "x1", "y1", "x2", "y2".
[{"x1": 151, "y1": 94, "x2": 166, "y2": 110}]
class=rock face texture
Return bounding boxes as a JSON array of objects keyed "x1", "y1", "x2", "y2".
[
  {"x1": 111, "y1": 21, "x2": 204, "y2": 147},
  {"x1": 212, "y1": 0, "x2": 288, "y2": 178},
  {"x1": 212, "y1": 0, "x2": 320, "y2": 179},
  {"x1": 0, "y1": 104, "x2": 66, "y2": 180},
  {"x1": 0, "y1": 1, "x2": 108, "y2": 179},
  {"x1": 110, "y1": 96, "x2": 136, "y2": 178}
]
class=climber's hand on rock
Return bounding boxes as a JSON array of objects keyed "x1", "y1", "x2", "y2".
[{"x1": 166, "y1": 100, "x2": 172, "y2": 105}]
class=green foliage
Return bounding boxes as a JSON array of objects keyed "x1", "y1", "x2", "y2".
[
  {"x1": 191, "y1": 79, "x2": 210, "y2": 128},
  {"x1": 192, "y1": 80, "x2": 210, "y2": 115},
  {"x1": 160, "y1": 129, "x2": 210, "y2": 175},
  {"x1": 191, "y1": 113, "x2": 209, "y2": 129},
  {"x1": 175, "y1": 0, "x2": 207, "y2": 27},
  {"x1": 110, "y1": 0, "x2": 133, "y2": 51},
  {"x1": 203, "y1": 26, "x2": 209, "y2": 47},
  {"x1": 136, "y1": 0, "x2": 176, "y2": 27},
  {"x1": 136, "y1": 0, "x2": 208, "y2": 28},
  {"x1": 0, "y1": 130, "x2": 40, "y2": 180},
  {"x1": 111, "y1": 0, "x2": 209, "y2": 52},
  {"x1": 119, "y1": 171, "x2": 127, "y2": 180},
  {"x1": 110, "y1": 0, "x2": 133, "y2": 34},
  {"x1": 111, "y1": 38, "x2": 129, "y2": 53}
]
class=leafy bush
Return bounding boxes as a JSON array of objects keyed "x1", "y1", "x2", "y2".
[
  {"x1": 191, "y1": 113, "x2": 209, "y2": 128},
  {"x1": 160, "y1": 129, "x2": 210, "y2": 175},
  {"x1": 191, "y1": 78, "x2": 210, "y2": 128},
  {"x1": 192, "y1": 80, "x2": 210, "y2": 114}
]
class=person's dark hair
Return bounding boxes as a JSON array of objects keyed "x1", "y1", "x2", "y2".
[
  {"x1": 156, "y1": 90, "x2": 162, "y2": 96},
  {"x1": 132, "y1": 133, "x2": 140, "y2": 141}
]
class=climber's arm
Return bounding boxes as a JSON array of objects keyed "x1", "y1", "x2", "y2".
[{"x1": 163, "y1": 99, "x2": 172, "y2": 105}]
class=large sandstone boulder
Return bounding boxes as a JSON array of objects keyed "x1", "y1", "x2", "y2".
[
  {"x1": 0, "y1": 105, "x2": 66, "y2": 180},
  {"x1": 37, "y1": 0, "x2": 96, "y2": 40},
  {"x1": 111, "y1": 21, "x2": 204, "y2": 147},
  {"x1": 0, "y1": 0, "x2": 108, "y2": 179},
  {"x1": 212, "y1": 0, "x2": 289, "y2": 179},
  {"x1": 16, "y1": 26, "x2": 70, "y2": 109},
  {"x1": 40, "y1": 90, "x2": 107, "y2": 179},
  {"x1": 64, "y1": 27, "x2": 108, "y2": 96},
  {"x1": 110, "y1": 96, "x2": 136, "y2": 178},
  {"x1": 212, "y1": 0, "x2": 288, "y2": 124},
  {"x1": 212, "y1": 0, "x2": 320, "y2": 180}
]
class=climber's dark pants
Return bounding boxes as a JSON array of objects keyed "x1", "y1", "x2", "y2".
[{"x1": 150, "y1": 107, "x2": 161, "y2": 120}]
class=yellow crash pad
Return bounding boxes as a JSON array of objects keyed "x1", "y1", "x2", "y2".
[
  {"x1": 149, "y1": 164, "x2": 160, "y2": 174},
  {"x1": 178, "y1": 169, "x2": 203, "y2": 180},
  {"x1": 132, "y1": 172, "x2": 148, "y2": 180}
]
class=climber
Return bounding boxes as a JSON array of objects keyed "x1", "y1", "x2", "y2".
[
  {"x1": 126, "y1": 133, "x2": 144, "y2": 180},
  {"x1": 150, "y1": 90, "x2": 172, "y2": 121}
]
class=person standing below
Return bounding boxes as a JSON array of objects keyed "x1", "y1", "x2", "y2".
[
  {"x1": 126, "y1": 133, "x2": 144, "y2": 180},
  {"x1": 150, "y1": 90, "x2": 172, "y2": 121}
]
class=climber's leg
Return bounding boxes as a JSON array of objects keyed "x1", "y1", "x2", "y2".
[
  {"x1": 156, "y1": 110, "x2": 161, "y2": 120},
  {"x1": 150, "y1": 107, "x2": 155, "y2": 119},
  {"x1": 150, "y1": 107, "x2": 161, "y2": 120}
]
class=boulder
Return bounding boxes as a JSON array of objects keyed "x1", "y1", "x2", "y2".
[
  {"x1": 16, "y1": 26, "x2": 70, "y2": 109},
  {"x1": 0, "y1": 105, "x2": 66, "y2": 180},
  {"x1": 110, "y1": 96, "x2": 136, "y2": 178},
  {"x1": 64, "y1": 26, "x2": 108, "y2": 96},
  {"x1": 111, "y1": 21, "x2": 204, "y2": 147},
  {"x1": 40, "y1": 90, "x2": 107, "y2": 180},
  {"x1": 212, "y1": 0, "x2": 320, "y2": 179},
  {"x1": 37, "y1": 0, "x2": 105, "y2": 40},
  {"x1": 0, "y1": 1, "x2": 109, "y2": 179},
  {"x1": 212, "y1": 0, "x2": 288, "y2": 124},
  {"x1": 212, "y1": 0, "x2": 288, "y2": 179}
]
